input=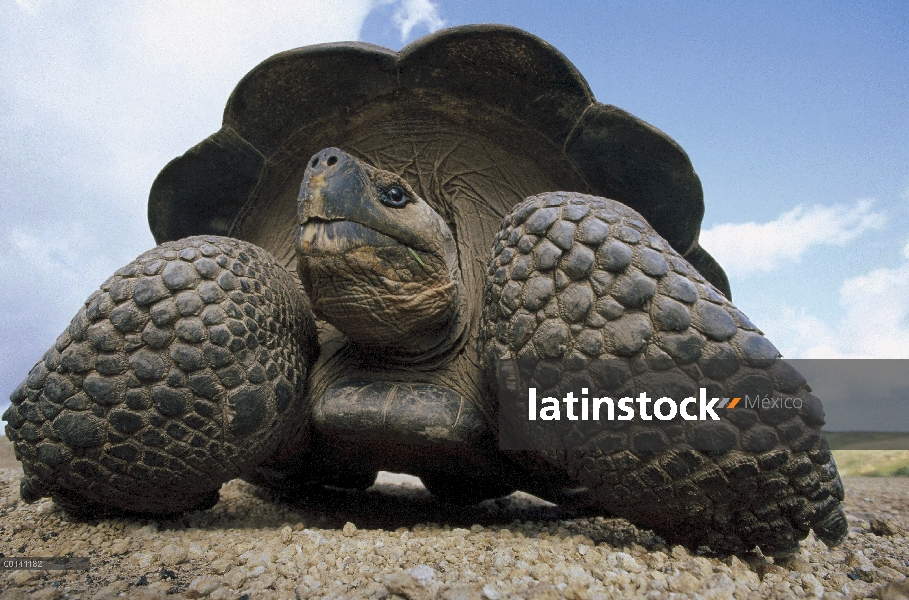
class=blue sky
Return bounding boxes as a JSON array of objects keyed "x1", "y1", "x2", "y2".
[{"x1": 1, "y1": 1, "x2": 908, "y2": 420}]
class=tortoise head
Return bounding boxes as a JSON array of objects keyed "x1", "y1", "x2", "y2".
[{"x1": 296, "y1": 147, "x2": 467, "y2": 361}]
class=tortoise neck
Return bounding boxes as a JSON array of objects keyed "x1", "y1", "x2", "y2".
[{"x1": 360, "y1": 276, "x2": 470, "y2": 366}]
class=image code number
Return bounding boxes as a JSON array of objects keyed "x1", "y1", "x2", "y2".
[{"x1": 0, "y1": 557, "x2": 90, "y2": 571}]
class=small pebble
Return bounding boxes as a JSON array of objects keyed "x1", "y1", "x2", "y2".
[
  {"x1": 185, "y1": 576, "x2": 221, "y2": 598},
  {"x1": 871, "y1": 517, "x2": 903, "y2": 536},
  {"x1": 876, "y1": 577, "x2": 909, "y2": 600},
  {"x1": 159, "y1": 543, "x2": 187, "y2": 566}
]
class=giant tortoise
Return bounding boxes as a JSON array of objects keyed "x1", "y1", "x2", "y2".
[{"x1": 3, "y1": 25, "x2": 846, "y2": 556}]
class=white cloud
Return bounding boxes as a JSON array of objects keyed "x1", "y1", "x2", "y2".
[
  {"x1": 0, "y1": 224, "x2": 124, "y2": 395},
  {"x1": 0, "y1": 225, "x2": 120, "y2": 310},
  {"x1": 13, "y1": 0, "x2": 44, "y2": 14},
  {"x1": 699, "y1": 200, "x2": 885, "y2": 277},
  {"x1": 759, "y1": 257, "x2": 909, "y2": 359},
  {"x1": 388, "y1": 0, "x2": 445, "y2": 41},
  {"x1": 134, "y1": 1, "x2": 373, "y2": 82},
  {"x1": 6, "y1": 2, "x2": 375, "y2": 178},
  {"x1": 0, "y1": 1, "x2": 383, "y2": 416}
]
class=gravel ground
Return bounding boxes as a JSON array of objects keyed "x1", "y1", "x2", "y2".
[{"x1": 0, "y1": 440, "x2": 907, "y2": 599}]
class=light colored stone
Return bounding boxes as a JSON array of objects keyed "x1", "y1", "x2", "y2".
[
  {"x1": 441, "y1": 583, "x2": 484, "y2": 599},
  {"x1": 343, "y1": 521, "x2": 358, "y2": 537},
  {"x1": 208, "y1": 588, "x2": 237, "y2": 600},
  {"x1": 845, "y1": 550, "x2": 871, "y2": 569},
  {"x1": 159, "y1": 543, "x2": 187, "y2": 566},
  {"x1": 777, "y1": 555, "x2": 813, "y2": 574},
  {"x1": 185, "y1": 576, "x2": 221, "y2": 598},
  {"x1": 562, "y1": 581, "x2": 590, "y2": 600},
  {"x1": 876, "y1": 577, "x2": 909, "y2": 600},
  {"x1": 280, "y1": 525, "x2": 292, "y2": 543},
  {"x1": 385, "y1": 564, "x2": 439, "y2": 600},
  {"x1": 9, "y1": 570, "x2": 38, "y2": 586},
  {"x1": 222, "y1": 567, "x2": 248, "y2": 589},
  {"x1": 757, "y1": 563, "x2": 786, "y2": 579},
  {"x1": 669, "y1": 572, "x2": 699, "y2": 593},
  {"x1": 800, "y1": 573, "x2": 825, "y2": 598},
  {"x1": 109, "y1": 540, "x2": 128, "y2": 555},
  {"x1": 614, "y1": 551, "x2": 642, "y2": 573},
  {"x1": 30, "y1": 588, "x2": 62, "y2": 600},
  {"x1": 210, "y1": 558, "x2": 232, "y2": 575},
  {"x1": 91, "y1": 580, "x2": 127, "y2": 600},
  {"x1": 871, "y1": 518, "x2": 904, "y2": 537},
  {"x1": 188, "y1": 542, "x2": 208, "y2": 560}
]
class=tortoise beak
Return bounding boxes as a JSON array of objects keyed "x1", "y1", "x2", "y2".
[{"x1": 298, "y1": 147, "x2": 370, "y2": 226}]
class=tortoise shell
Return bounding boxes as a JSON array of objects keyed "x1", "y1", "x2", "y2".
[{"x1": 148, "y1": 24, "x2": 730, "y2": 299}]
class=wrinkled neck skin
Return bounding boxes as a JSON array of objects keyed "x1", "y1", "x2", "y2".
[{"x1": 296, "y1": 147, "x2": 469, "y2": 365}]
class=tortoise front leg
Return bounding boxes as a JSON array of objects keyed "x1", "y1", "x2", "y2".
[
  {"x1": 3, "y1": 236, "x2": 317, "y2": 516},
  {"x1": 480, "y1": 192, "x2": 847, "y2": 556}
]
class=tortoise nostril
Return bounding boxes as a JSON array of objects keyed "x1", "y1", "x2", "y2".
[
  {"x1": 326, "y1": 156, "x2": 338, "y2": 166},
  {"x1": 311, "y1": 158, "x2": 319, "y2": 168}
]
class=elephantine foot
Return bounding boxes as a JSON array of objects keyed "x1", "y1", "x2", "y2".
[
  {"x1": 481, "y1": 191, "x2": 847, "y2": 556},
  {"x1": 4, "y1": 236, "x2": 317, "y2": 515}
]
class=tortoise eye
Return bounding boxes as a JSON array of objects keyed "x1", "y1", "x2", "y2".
[{"x1": 381, "y1": 185, "x2": 409, "y2": 208}]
